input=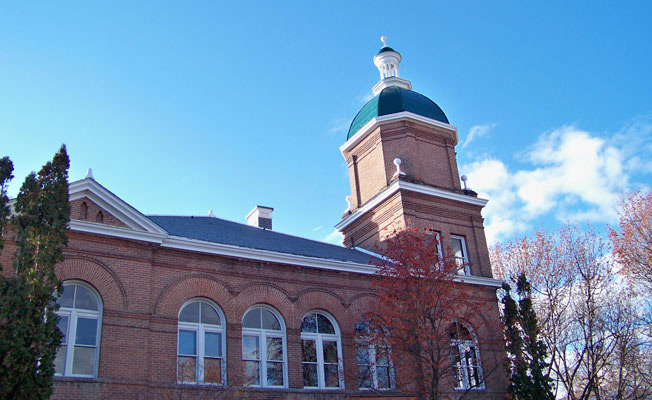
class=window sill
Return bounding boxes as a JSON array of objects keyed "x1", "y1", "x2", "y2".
[
  {"x1": 454, "y1": 386, "x2": 486, "y2": 391},
  {"x1": 53, "y1": 376, "x2": 107, "y2": 384}
]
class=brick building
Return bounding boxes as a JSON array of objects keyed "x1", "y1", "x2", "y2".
[{"x1": 12, "y1": 40, "x2": 508, "y2": 398}]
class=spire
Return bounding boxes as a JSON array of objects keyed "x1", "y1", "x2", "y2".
[{"x1": 372, "y1": 36, "x2": 412, "y2": 95}]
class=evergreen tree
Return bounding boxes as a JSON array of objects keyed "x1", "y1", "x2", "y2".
[
  {"x1": 0, "y1": 146, "x2": 70, "y2": 400},
  {"x1": 502, "y1": 273, "x2": 555, "y2": 400}
]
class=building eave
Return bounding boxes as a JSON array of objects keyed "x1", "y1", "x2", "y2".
[
  {"x1": 341, "y1": 111, "x2": 458, "y2": 155},
  {"x1": 335, "y1": 180, "x2": 488, "y2": 232},
  {"x1": 67, "y1": 220, "x2": 502, "y2": 287}
]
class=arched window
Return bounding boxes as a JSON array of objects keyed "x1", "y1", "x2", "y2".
[
  {"x1": 355, "y1": 321, "x2": 393, "y2": 390},
  {"x1": 95, "y1": 211, "x2": 103, "y2": 223},
  {"x1": 241, "y1": 306, "x2": 287, "y2": 387},
  {"x1": 80, "y1": 202, "x2": 88, "y2": 220},
  {"x1": 54, "y1": 282, "x2": 102, "y2": 377},
  {"x1": 300, "y1": 311, "x2": 343, "y2": 389},
  {"x1": 450, "y1": 322, "x2": 483, "y2": 390},
  {"x1": 177, "y1": 299, "x2": 226, "y2": 384}
]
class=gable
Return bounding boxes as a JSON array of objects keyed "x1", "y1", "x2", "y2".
[
  {"x1": 70, "y1": 197, "x2": 128, "y2": 228},
  {"x1": 68, "y1": 177, "x2": 167, "y2": 235}
]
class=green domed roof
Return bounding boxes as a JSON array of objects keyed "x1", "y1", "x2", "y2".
[
  {"x1": 347, "y1": 86, "x2": 449, "y2": 140},
  {"x1": 377, "y1": 46, "x2": 397, "y2": 54}
]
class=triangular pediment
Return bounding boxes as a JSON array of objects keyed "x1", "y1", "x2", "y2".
[{"x1": 68, "y1": 178, "x2": 167, "y2": 235}]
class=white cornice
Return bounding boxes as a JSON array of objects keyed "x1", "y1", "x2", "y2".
[
  {"x1": 161, "y1": 236, "x2": 378, "y2": 275},
  {"x1": 334, "y1": 180, "x2": 488, "y2": 231},
  {"x1": 341, "y1": 111, "x2": 458, "y2": 155},
  {"x1": 69, "y1": 220, "x2": 166, "y2": 243},
  {"x1": 67, "y1": 220, "x2": 502, "y2": 288},
  {"x1": 69, "y1": 178, "x2": 167, "y2": 235}
]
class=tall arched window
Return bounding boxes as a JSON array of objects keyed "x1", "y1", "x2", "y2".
[
  {"x1": 300, "y1": 311, "x2": 343, "y2": 389},
  {"x1": 177, "y1": 299, "x2": 226, "y2": 384},
  {"x1": 54, "y1": 282, "x2": 102, "y2": 377},
  {"x1": 450, "y1": 322, "x2": 484, "y2": 390},
  {"x1": 241, "y1": 306, "x2": 287, "y2": 387}
]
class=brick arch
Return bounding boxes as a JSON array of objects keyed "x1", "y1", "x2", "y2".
[
  {"x1": 344, "y1": 292, "x2": 378, "y2": 333},
  {"x1": 55, "y1": 255, "x2": 128, "y2": 311},
  {"x1": 231, "y1": 282, "x2": 297, "y2": 328},
  {"x1": 294, "y1": 288, "x2": 348, "y2": 330},
  {"x1": 154, "y1": 274, "x2": 234, "y2": 318}
]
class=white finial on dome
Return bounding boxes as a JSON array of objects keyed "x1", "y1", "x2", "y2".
[
  {"x1": 461, "y1": 175, "x2": 468, "y2": 190},
  {"x1": 380, "y1": 35, "x2": 388, "y2": 47},
  {"x1": 208, "y1": 209, "x2": 216, "y2": 217}
]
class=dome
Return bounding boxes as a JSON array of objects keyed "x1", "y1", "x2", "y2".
[
  {"x1": 347, "y1": 86, "x2": 449, "y2": 140},
  {"x1": 377, "y1": 46, "x2": 397, "y2": 54}
]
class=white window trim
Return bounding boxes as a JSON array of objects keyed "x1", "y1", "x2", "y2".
[
  {"x1": 451, "y1": 235, "x2": 470, "y2": 276},
  {"x1": 177, "y1": 299, "x2": 227, "y2": 385},
  {"x1": 301, "y1": 311, "x2": 345, "y2": 390},
  {"x1": 451, "y1": 324, "x2": 484, "y2": 390},
  {"x1": 55, "y1": 281, "x2": 103, "y2": 378},
  {"x1": 241, "y1": 305, "x2": 288, "y2": 388}
]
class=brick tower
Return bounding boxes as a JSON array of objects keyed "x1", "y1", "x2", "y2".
[{"x1": 335, "y1": 37, "x2": 493, "y2": 279}]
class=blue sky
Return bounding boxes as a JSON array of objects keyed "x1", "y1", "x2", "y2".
[{"x1": 1, "y1": 1, "x2": 651, "y2": 245}]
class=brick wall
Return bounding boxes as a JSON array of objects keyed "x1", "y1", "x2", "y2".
[{"x1": 0, "y1": 228, "x2": 508, "y2": 399}]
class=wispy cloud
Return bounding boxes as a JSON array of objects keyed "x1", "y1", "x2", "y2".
[
  {"x1": 323, "y1": 229, "x2": 344, "y2": 246},
  {"x1": 462, "y1": 123, "x2": 495, "y2": 148},
  {"x1": 328, "y1": 118, "x2": 350, "y2": 135},
  {"x1": 460, "y1": 117, "x2": 652, "y2": 244},
  {"x1": 312, "y1": 225, "x2": 323, "y2": 232},
  {"x1": 357, "y1": 92, "x2": 374, "y2": 105}
]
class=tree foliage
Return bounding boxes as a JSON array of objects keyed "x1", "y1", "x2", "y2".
[
  {"x1": 610, "y1": 190, "x2": 652, "y2": 293},
  {"x1": 502, "y1": 273, "x2": 554, "y2": 399},
  {"x1": 0, "y1": 146, "x2": 70, "y2": 400},
  {"x1": 365, "y1": 228, "x2": 486, "y2": 399},
  {"x1": 492, "y1": 225, "x2": 652, "y2": 400}
]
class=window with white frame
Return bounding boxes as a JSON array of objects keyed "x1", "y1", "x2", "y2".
[
  {"x1": 242, "y1": 306, "x2": 287, "y2": 387},
  {"x1": 451, "y1": 235, "x2": 470, "y2": 275},
  {"x1": 450, "y1": 322, "x2": 483, "y2": 390},
  {"x1": 301, "y1": 312, "x2": 343, "y2": 389},
  {"x1": 177, "y1": 299, "x2": 226, "y2": 384},
  {"x1": 54, "y1": 282, "x2": 102, "y2": 377},
  {"x1": 355, "y1": 321, "x2": 393, "y2": 390}
]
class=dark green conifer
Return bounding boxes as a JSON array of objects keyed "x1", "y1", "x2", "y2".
[
  {"x1": 0, "y1": 146, "x2": 70, "y2": 400},
  {"x1": 502, "y1": 273, "x2": 555, "y2": 400}
]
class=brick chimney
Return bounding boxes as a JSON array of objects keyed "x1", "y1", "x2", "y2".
[{"x1": 246, "y1": 206, "x2": 273, "y2": 230}]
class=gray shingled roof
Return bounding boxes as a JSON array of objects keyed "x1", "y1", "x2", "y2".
[{"x1": 147, "y1": 215, "x2": 375, "y2": 265}]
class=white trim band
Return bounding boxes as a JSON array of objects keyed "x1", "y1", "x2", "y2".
[
  {"x1": 334, "y1": 180, "x2": 488, "y2": 231},
  {"x1": 67, "y1": 221, "x2": 501, "y2": 287},
  {"x1": 341, "y1": 111, "x2": 458, "y2": 154}
]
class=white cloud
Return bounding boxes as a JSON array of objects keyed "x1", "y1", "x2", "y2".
[
  {"x1": 323, "y1": 229, "x2": 344, "y2": 246},
  {"x1": 328, "y1": 118, "x2": 350, "y2": 135},
  {"x1": 462, "y1": 123, "x2": 495, "y2": 148},
  {"x1": 461, "y1": 119, "x2": 652, "y2": 245},
  {"x1": 312, "y1": 225, "x2": 323, "y2": 232}
]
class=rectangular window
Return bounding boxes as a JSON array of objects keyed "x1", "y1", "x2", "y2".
[
  {"x1": 451, "y1": 235, "x2": 470, "y2": 275},
  {"x1": 356, "y1": 343, "x2": 393, "y2": 390}
]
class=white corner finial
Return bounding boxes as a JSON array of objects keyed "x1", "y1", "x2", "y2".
[
  {"x1": 392, "y1": 158, "x2": 406, "y2": 178},
  {"x1": 345, "y1": 195, "x2": 352, "y2": 212},
  {"x1": 208, "y1": 209, "x2": 216, "y2": 218},
  {"x1": 85, "y1": 168, "x2": 94, "y2": 180},
  {"x1": 461, "y1": 175, "x2": 468, "y2": 190},
  {"x1": 380, "y1": 36, "x2": 388, "y2": 47}
]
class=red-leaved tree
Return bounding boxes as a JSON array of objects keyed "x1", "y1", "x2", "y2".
[{"x1": 364, "y1": 228, "x2": 486, "y2": 399}]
